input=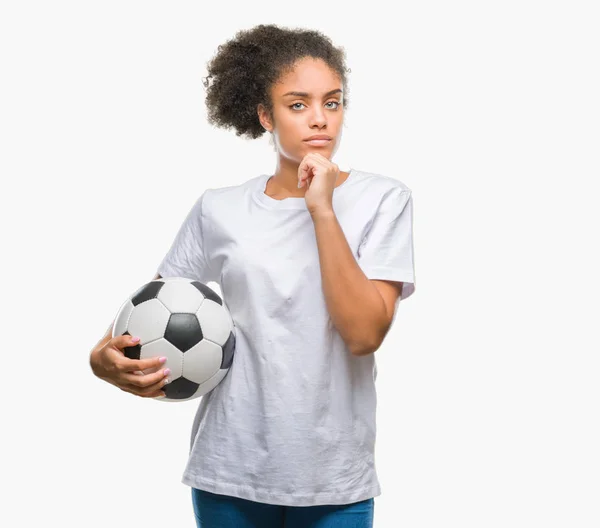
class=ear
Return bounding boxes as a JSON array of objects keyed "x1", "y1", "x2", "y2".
[{"x1": 257, "y1": 103, "x2": 274, "y2": 133}]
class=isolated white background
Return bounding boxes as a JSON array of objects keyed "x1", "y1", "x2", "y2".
[{"x1": 1, "y1": 1, "x2": 598, "y2": 527}]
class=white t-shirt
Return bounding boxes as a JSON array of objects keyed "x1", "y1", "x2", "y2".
[{"x1": 156, "y1": 168, "x2": 416, "y2": 507}]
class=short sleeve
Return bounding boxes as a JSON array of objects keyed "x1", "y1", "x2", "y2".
[
  {"x1": 357, "y1": 187, "x2": 416, "y2": 301},
  {"x1": 156, "y1": 192, "x2": 218, "y2": 284}
]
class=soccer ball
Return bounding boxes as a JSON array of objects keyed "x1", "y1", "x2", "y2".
[{"x1": 112, "y1": 276, "x2": 236, "y2": 402}]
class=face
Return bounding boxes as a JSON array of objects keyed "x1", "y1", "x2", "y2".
[{"x1": 258, "y1": 57, "x2": 345, "y2": 162}]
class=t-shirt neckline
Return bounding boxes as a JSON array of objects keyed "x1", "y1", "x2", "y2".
[{"x1": 253, "y1": 168, "x2": 356, "y2": 210}]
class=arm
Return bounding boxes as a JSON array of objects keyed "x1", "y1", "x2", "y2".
[{"x1": 310, "y1": 211, "x2": 400, "y2": 356}]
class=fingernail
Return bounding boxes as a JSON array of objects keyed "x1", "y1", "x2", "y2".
[
  {"x1": 131, "y1": 336, "x2": 140, "y2": 343},
  {"x1": 297, "y1": 180, "x2": 302, "y2": 188},
  {"x1": 159, "y1": 357, "x2": 167, "y2": 363}
]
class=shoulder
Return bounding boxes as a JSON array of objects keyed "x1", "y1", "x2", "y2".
[
  {"x1": 349, "y1": 169, "x2": 412, "y2": 211},
  {"x1": 200, "y1": 175, "x2": 263, "y2": 212},
  {"x1": 352, "y1": 168, "x2": 411, "y2": 193}
]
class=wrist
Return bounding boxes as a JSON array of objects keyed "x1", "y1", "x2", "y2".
[
  {"x1": 309, "y1": 207, "x2": 335, "y2": 220},
  {"x1": 89, "y1": 347, "x2": 102, "y2": 376}
]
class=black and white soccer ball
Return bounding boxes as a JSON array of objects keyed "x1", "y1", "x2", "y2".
[{"x1": 112, "y1": 277, "x2": 235, "y2": 402}]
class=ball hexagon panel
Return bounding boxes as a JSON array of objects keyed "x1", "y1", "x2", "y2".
[
  {"x1": 196, "y1": 299, "x2": 233, "y2": 345},
  {"x1": 196, "y1": 368, "x2": 229, "y2": 396},
  {"x1": 127, "y1": 298, "x2": 171, "y2": 345},
  {"x1": 183, "y1": 339, "x2": 223, "y2": 384},
  {"x1": 140, "y1": 339, "x2": 185, "y2": 378},
  {"x1": 156, "y1": 279, "x2": 206, "y2": 313}
]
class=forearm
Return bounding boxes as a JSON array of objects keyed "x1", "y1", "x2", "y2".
[
  {"x1": 310, "y1": 210, "x2": 387, "y2": 356},
  {"x1": 90, "y1": 323, "x2": 113, "y2": 375}
]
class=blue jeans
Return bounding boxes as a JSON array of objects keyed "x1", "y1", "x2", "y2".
[{"x1": 191, "y1": 487, "x2": 374, "y2": 528}]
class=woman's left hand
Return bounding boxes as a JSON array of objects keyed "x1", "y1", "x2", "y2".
[{"x1": 298, "y1": 153, "x2": 340, "y2": 216}]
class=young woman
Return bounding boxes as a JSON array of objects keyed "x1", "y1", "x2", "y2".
[{"x1": 91, "y1": 23, "x2": 416, "y2": 528}]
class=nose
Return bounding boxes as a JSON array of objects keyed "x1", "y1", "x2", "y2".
[{"x1": 309, "y1": 107, "x2": 327, "y2": 128}]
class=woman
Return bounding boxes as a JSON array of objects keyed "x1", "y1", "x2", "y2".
[{"x1": 91, "y1": 23, "x2": 416, "y2": 528}]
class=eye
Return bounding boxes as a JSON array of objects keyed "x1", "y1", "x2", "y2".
[{"x1": 289, "y1": 101, "x2": 342, "y2": 111}]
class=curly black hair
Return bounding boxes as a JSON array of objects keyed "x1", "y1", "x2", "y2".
[{"x1": 202, "y1": 24, "x2": 351, "y2": 140}]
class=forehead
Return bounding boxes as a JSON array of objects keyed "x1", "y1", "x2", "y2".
[{"x1": 272, "y1": 57, "x2": 341, "y2": 96}]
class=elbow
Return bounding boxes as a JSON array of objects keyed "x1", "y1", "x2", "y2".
[
  {"x1": 350, "y1": 345, "x2": 374, "y2": 357},
  {"x1": 346, "y1": 306, "x2": 391, "y2": 357},
  {"x1": 349, "y1": 335, "x2": 383, "y2": 357},
  {"x1": 349, "y1": 322, "x2": 389, "y2": 357}
]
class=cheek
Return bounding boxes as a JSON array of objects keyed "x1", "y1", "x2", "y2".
[{"x1": 277, "y1": 123, "x2": 305, "y2": 151}]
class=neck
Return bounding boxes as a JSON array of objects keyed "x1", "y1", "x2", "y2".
[{"x1": 271, "y1": 158, "x2": 306, "y2": 196}]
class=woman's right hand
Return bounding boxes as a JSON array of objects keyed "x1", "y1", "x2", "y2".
[{"x1": 90, "y1": 334, "x2": 170, "y2": 398}]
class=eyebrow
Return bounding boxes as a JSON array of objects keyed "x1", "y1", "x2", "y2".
[{"x1": 282, "y1": 88, "x2": 343, "y2": 98}]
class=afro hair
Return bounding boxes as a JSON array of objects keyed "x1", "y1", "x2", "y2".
[{"x1": 202, "y1": 24, "x2": 351, "y2": 140}]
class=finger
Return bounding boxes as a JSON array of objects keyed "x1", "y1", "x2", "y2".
[
  {"x1": 137, "y1": 376, "x2": 169, "y2": 397},
  {"x1": 119, "y1": 374, "x2": 169, "y2": 395},
  {"x1": 298, "y1": 159, "x2": 313, "y2": 187},
  {"x1": 114, "y1": 333, "x2": 141, "y2": 351},
  {"x1": 119, "y1": 382, "x2": 167, "y2": 399},
  {"x1": 134, "y1": 364, "x2": 162, "y2": 375},
  {"x1": 298, "y1": 155, "x2": 328, "y2": 187},
  {"x1": 121, "y1": 367, "x2": 169, "y2": 388},
  {"x1": 119, "y1": 355, "x2": 166, "y2": 374},
  {"x1": 299, "y1": 171, "x2": 313, "y2": 188}
]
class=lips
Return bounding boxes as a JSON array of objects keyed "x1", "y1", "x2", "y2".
[
  {"x1": 304, "y1": 135, "x2": 332, "y2": 141},
  {"x1": 305, "y1": 138, "x2": 331, "y2": 146}
]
